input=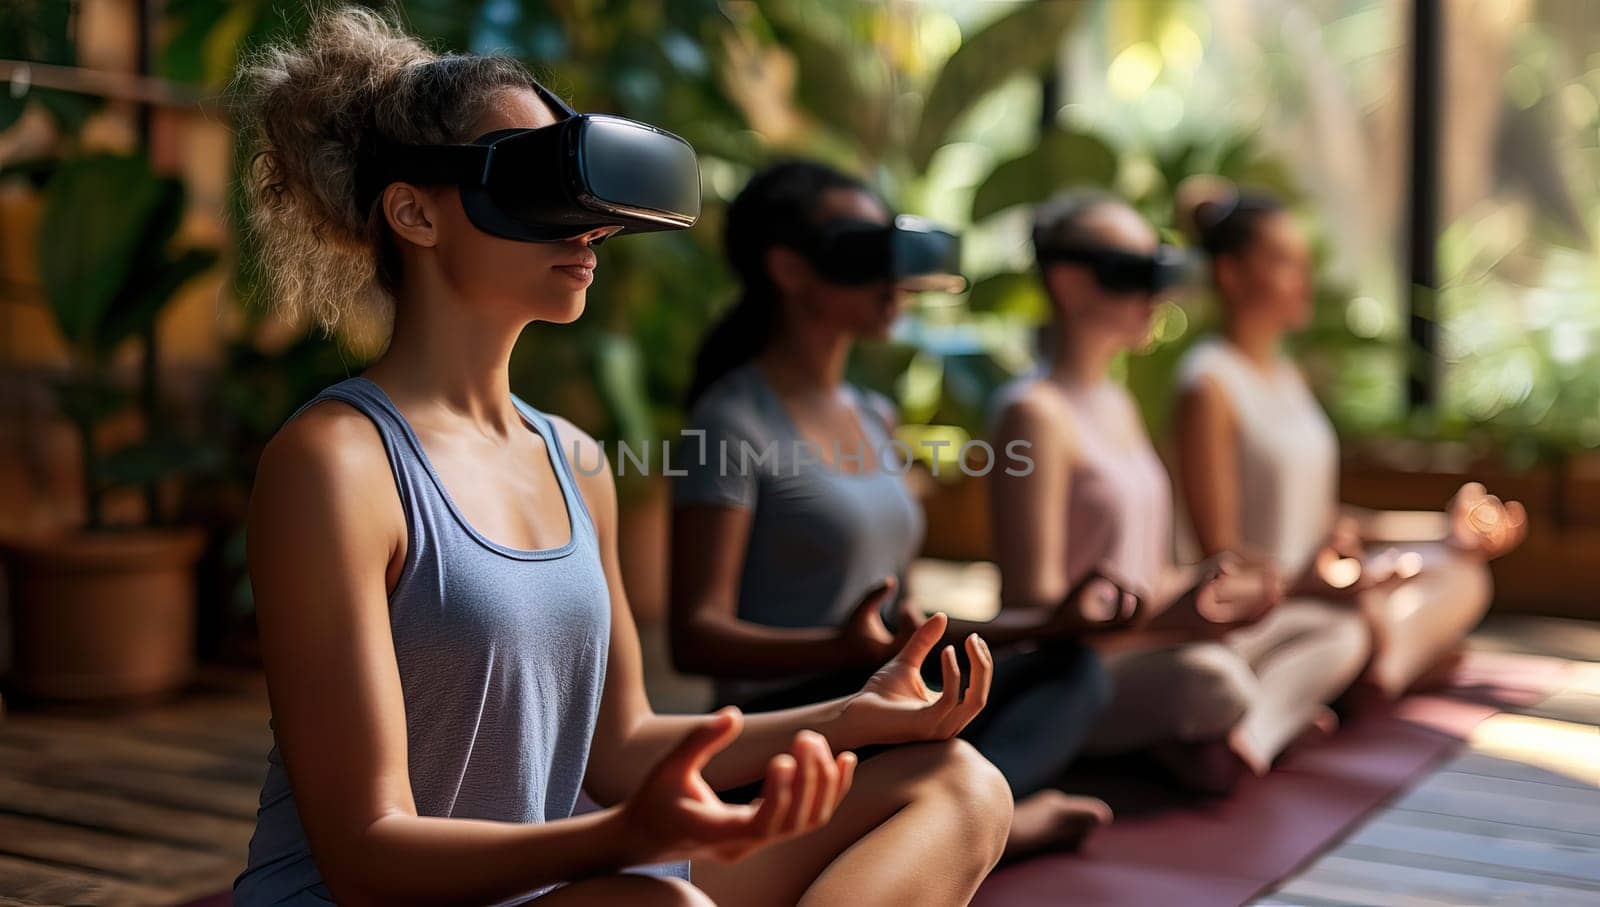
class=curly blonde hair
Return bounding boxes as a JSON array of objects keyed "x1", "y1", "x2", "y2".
[{"x1": 231, "y1": 5, "x2": 542, "y2": 336}]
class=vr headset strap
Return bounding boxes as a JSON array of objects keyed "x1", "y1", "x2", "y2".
[
  {"x1": 356, "y1": 143, "x2": 490, "y2": 211},
  {"x1": 354, "y1": 77, "x2": 574, "y2": 213}
]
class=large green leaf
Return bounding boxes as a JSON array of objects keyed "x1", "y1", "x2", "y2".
[
  {"x1": 589, "y1": 331, "x2": 654, "y2": 453},
  {"x1": 37, "y1": 155, "x2": 169, "y2": 355},
  {"x1": 100, "y1": 248, "x2": 220, "y2": 356},
  {"x1": 101, "y1": 434, "x2": 225, "y2": 488},
  {"x1": 971, "y1": 129, "x2": 1118, "y2": 221},
  {"x1": 165, "y1": 0, "x2": 310, "y2": 88},
  {"x1": 763, "y1": 5, "x2": 888, "y2": 157},
  {"x1": 909, "y1": 1, "x2": 1086, "y2": 172},
  {"x1": 0, "y1": 0, "x2": 101, "y2": 131},
  {"x1": 964, "y1": 270, "x2": 1049, "y2": 322}
]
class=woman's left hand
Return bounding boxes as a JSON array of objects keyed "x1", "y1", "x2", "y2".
[{"x1": 836, "y1": 613, "x2": 993, "y2": 746}]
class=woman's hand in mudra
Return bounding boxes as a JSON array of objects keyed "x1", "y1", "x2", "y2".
[
  {"x1": 840, "y1": 613, "x2": 993, "y2": 746},
  {"x1": 621, "y1": 708, "x2": 856, "y2": 864},
  {"x1": 1448, "y1": 482, "x2": 1528, "y2": 559},
  {"x1": 1157, "y1": 553, "x2": 1280, "y2": 636},
  {"x1": 834, "y1": 577, "x2": 924, "y2": 667},
  {"x1": 1046, "y1": 567, "x2": 1145, "y2": 635}
]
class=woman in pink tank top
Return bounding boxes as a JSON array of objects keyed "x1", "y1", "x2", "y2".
[
  {"x1": 1171, "y1": 180, "x2": 1527, "y2": 698},
  {"x1": 990, "y1": 191, "x2": 1371, "y2": 794}
]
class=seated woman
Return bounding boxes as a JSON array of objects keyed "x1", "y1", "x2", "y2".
[
  {"x1": 1171, "y1": 179, "x2": 1528, "y2": 699},
  {"x1": 989, "y1": 190, "x2": 1372, "y2": 795},
  {"x1": 232, "y1": 10, "x2": 1011, "y2": 906},
  {"x1": 671, "y1": 160, "x2": 1131, "y2": 861}
]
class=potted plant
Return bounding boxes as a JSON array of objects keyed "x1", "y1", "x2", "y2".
[{"x1": 1, "y1": 152, "x2": 219, "y2": 702}]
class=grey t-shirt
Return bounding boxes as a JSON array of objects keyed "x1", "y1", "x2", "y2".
[{"x1": 674, "y1": 363, "x2": 925, "y2": 704}]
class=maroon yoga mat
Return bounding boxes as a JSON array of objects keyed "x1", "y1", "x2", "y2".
[
  {"x1": 183, "y1": 654, "x2": 1561, "y2": 907},
  {"x1": 973, "y1": 651, "x2": 1565, "y2": 907}
]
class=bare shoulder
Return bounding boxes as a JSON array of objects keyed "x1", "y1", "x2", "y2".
[
  {"x1": 544, "y1": 413, "x2": 617, "y2": 526},
  {"x1": 1176, "y1": 371, "x2": 1234, "y2": 426},
  {"x1": 543, "y1": 412, "x2": 601, "y2": 463},
  {"x1": 248, "y1": 399, "x2": 404, "y2": 606},
  {"x1": 991, "y1": 377, "x2": 1075, "y2": 448},
  {"x1": 255, "y1": 399, "x2": 394, "y2": 501}
]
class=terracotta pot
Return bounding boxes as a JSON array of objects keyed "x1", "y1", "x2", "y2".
[{"x1": 1, "y1": 527, "x2": 205, "y2": 702}]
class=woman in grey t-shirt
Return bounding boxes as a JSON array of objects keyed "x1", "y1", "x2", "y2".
[{"x1": 672, "y1": 160, "x2": 1134, "y2": 862}]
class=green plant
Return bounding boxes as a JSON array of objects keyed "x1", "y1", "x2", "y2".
[
  {"x1": 0, "y1": 0, "x2": 100, "y2": 132},
  {"x1": 35, "y1": 153, "x2": 220, "y2": 528}
]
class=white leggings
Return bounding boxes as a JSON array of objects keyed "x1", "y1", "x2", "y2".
[
  {"x1": 1084, "y1": 600, "x2": 1370, "y2": 764},
  {"x1": 1357, "y1": 541, "x2": 1491, "y2": 698}
]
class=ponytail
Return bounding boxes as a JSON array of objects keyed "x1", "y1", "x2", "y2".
[{"x1": 685, "y1": 159, "x2": 871, "y2": 408}]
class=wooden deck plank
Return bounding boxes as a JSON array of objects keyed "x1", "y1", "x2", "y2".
[
  {"x1": 0, "y1": 719, "x2": 266, "y2": 785},
  {"x1": 0, "y1": 775, "x2": 254, "y2": 854},
  {"x1": 1341, "y1": 819, "x2": 1600, "y2": 885},
  {"x1": 0, "y1": 814, "x2": 234, "y2": 884},
  {"x1": 1393, "y1": 778, "x2": 1600, "y2": 836},
  {"x1": 1419, "y1": 769, "x2": 1600, "y2": 807},
  {"x1": 1443, "y1": 751, "x2": 1597, "y2": 791},
  {"x1": 1377, "y1": 806, "x2": 1600, "y2": 851},
  {"x1": 0, "y1": 748, "x2": 261, "y2": 819},
  {"x1": 1280, "y1": 852, "x2": 1599, "y2": 906},
  {"x1": 0, "y1": 853, "x2": 174, "y2": 907}
]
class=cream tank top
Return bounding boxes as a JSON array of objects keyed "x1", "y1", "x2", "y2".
[{"x1": 1176, "y1": 338, "x2": 1339, "y2": 578}]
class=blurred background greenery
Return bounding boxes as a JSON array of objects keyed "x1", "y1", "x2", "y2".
[
  {"x1": 134, "y1": 0, "x2": 1600, "y2": 468},
  {"x1": 4, "y1": 0, "x2": 1600, "y2": 636}
]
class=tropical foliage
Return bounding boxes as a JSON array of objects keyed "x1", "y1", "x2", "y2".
[{"x1": 32, "y1": 154, "x2": 220, "y2": 528}]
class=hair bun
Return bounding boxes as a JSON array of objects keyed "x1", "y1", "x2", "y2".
[{"x1": 1173, "y1": 175, "x2": 1239, "y2": 245}]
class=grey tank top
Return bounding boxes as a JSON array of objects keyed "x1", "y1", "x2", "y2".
[{"x1": 235, "y1": 376, "x2": 686, "y2": 905}]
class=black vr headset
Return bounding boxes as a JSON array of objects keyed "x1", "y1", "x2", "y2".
[
  {"x1": 1036, "y1": 243, "x2": 1191, "y2": 295},
  {"x1": 355, "y1": 80, "x2": 701, "y2": 242},
  {"x1": 799, "y1": 215, "x2": 966, "y2": 293}
]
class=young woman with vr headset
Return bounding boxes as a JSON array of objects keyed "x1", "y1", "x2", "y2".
[
  {"x1": 232, "y1": 9, "x2": 1010, "y2": 905},
  {"x1": 1171, "y1": 178, "x2": 1527, "y2": 700},
  {"x1": 670, "y1": 160, "x2": 1152, "y2": 861},
  {"x1": 988, "y1": 190, "x2": 1371, "y2": 794}
]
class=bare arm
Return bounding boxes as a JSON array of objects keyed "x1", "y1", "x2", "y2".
[
  {"x1": 982, "y1": 388, "x2": 1140, "y2": 639},
  {"x1": 668, "y1": 502, "x2": 897, "y2": 679},
  {"x1": 249, "y1": 408, "x2": 656, "y2": 907},
  {"x1": 989, "y1": 389, "x2": 1076, "y2": 613},
  {"x1": 1175, "y1": 375, "x2": 1244, "y2": 559}
]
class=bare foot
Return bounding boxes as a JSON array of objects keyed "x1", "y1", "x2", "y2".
[
  {"x1": 1001, "y1": 791, "x2": 1112, "y2": 863},
  {"x1": 1150, "y1": 739, "x2": 1251, "y2": 795},
  {"x1": 1310, "y1": 705, "x2": 1339, "y2": 736},
  {"x1": 1280, "y1": 706, "x2": 1339, "y2": 756}
]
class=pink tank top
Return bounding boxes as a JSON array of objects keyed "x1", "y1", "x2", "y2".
[{"x1": 1058, "y1": 381, "x2": 1174, "y2": 599}]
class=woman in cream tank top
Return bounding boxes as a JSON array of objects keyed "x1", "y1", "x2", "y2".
[
  {"x1": 1172, "y1": 180, "x2": 1528, "y2": 698},
  {"x1": 1177, "y1": 337, "x2": 1338, "y2": 580}
]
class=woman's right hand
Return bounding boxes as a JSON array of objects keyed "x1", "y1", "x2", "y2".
[
  {"x1": 1162, "y1": 553, "x2": 1279, "y2": 635},
  {"x1": 619, "y1": 708, "x2": 855, "y2": 865},
  {"x1": 1044, "y1": 568, "x2": 1145, "y2": 635},
  {"x1": 834, "y1": 577, "x2": 919, "y2": 666}
]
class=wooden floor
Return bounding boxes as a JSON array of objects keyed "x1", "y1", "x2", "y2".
[
  {"x1": 0, "y1": 617, "x2": 1593, "y2": 906},
  {"x1": 0, "y1": 671, "x2": 270, "y2": 906},
  {"x1": 1256, "y1": 618, "x2": 1600, "y2": 906}
]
